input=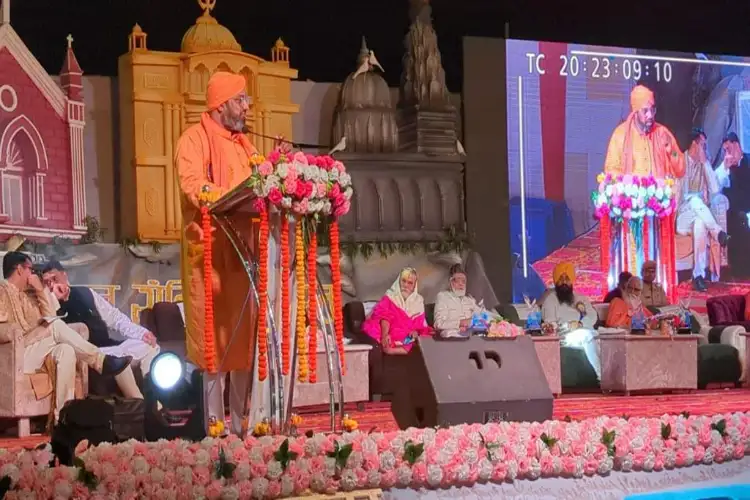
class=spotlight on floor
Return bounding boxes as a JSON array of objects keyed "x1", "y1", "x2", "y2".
[
  {"x1": 151, "y1": 352, "x2": 184, "y2": 391},
  {"x1": 144, "y1": 351, "x2": 206, "y2": 441}
]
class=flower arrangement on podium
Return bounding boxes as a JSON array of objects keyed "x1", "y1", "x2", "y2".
[
  {"x1": 198, "y1": 147, "x2": 352, "y2": 390},
  {"x1": 245, "y1": 149, "x2": 353, "y2": 385},
  {"x1": 590, "y1": 172, "x2": 678, "y2": 302}
]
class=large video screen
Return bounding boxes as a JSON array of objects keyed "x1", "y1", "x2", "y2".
[{"x1": 506, "y1": 39, "x2": 750, "y2": 305}]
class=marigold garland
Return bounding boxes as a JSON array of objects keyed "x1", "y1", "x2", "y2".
[
  {"x1": 257, "y1": 207, "x2": 270, "y2": 382},
  {"x1": 622, "y1": 222, "x2": 629, "y2": 273},
  {"x1": 329, "y1": 220, "x2": 346, "y2": 374},
  {"x1": 295, "y1": 219, "x2": 309, "y2": 382},
  {"x1": 280, "y1": 213, "x2": 291, "y2": 375},
  {"x1": 307, "y1": 222, "x2": 318, "y2": 383},
  {"x1": 198, "y1": 196, "x2": 217, "y2": 373},
  {"x1": 643, "y1": 216, "x2": 650, "y2": 263},
  {"x1": 668, "y1": 212, "x2": 677, "y2": 303},
  {"x1": 599, "y1": 215, "x2": 610, "y2": 297}
]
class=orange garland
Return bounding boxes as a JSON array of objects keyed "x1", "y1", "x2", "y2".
[
  {"x1": 295, "y1": 219, "x2": 309, "y2": 382},
  {"x1": 280, "y1": 213, "x2": 291, "y2": 375},
  {"x1": 599, "y1": 214, "x2": 610, "y2": 298},
  {"x1": 200, "y1": 203, "x2": 216, "y2": 373},
  {"x1": 643, "y1": 216, "x2": 650, "y2": 263},
  {"x1": 329, "y1": 220, "x2": 346, "y2": 374},
  {"x1": 307, "y1": 223, "x2": 318, "y2": 383},
  {"x1": 257, "y1": 207, "x2": 270, "y2": 381}
]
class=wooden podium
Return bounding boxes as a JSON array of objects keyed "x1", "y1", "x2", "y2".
[{"x1": 210, "y1": 183, "x2": 345, "y2": 433}]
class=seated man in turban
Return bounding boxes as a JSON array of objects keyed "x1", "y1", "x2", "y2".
[
  {"x1": 603, "y1": 85, "x2": 685, "y2": 180},
  {"x1": 541, "y1": 262, "x2": 601, "y2": 380}
]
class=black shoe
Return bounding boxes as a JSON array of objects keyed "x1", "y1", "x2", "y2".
[
  {"x1": 718, "y1": 231, "x2": 730, "y2": 248},
  {"x1": 692, "y1": 276, "x2": 708, "y2": 292},
  {"x1": 101, "y1": 355, "x2": 133, "y2": 376}
]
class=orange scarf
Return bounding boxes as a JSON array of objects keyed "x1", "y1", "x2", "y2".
[{"x1": 199, "y1": 113, "x2": 256, "y2": 188}]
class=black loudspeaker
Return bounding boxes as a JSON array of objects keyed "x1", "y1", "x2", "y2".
[{"x1": 392, "y1": 335, "x2": 553, "y2": 429}]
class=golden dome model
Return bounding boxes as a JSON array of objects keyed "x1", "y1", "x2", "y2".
[{"x1": 181, "y1": 0, "x2": 241, "y2": 54}]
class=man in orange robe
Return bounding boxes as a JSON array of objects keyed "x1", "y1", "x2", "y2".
[
  {"x1": 175, "y1": 71, "x2": 257, "y2": 435},
  {"x1": 603, "y1": 85, "x2": 686, "y2": 180}
]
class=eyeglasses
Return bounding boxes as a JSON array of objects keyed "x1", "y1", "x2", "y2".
[{"x1": 231, "y1": 94, "x2": 250, "y2": 106}]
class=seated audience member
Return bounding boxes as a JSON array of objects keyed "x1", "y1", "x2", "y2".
[
  {"x1": 0, "y1": 252, "x2": 142, "y2": 424},
  {"x1": 606, "y1": 276, "x2": 653, "y2": 330},
  {"x1": 361, "y1": 267, "x2": 432, "y2": 355},
  {"x1": 603, "y1": 271, "x2": 633, "y2": 303},
  {"x1": 434, "y1": 264, "x2": 517, "y2": 337},
  {"x1": 541, "y1": 262, "x2": 601, "y2": 380},
  {"x1": 641, "y1": 260, "x2": 668, "y2": 308},
  {"x1": 715, "y1": 132, "x2": 750, "y2": 278},
  {"x1": 42, "y1": 261, "x2": 160, "y2": 376}
]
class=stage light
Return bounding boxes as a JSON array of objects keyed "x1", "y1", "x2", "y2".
[
  {"x1": 144, "y1": 352, "x2": 206, "y2": 442},
  {"x1": 150, "y1": 352, "x2": 184, "y2": 390}
]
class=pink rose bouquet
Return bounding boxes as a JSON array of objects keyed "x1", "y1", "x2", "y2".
[
  {"x1": 591, "y1": 172, "x2": 676, "y2": 222},
  {"x1": 248, "y1": 149, "x2": 353, "y2": 218}
]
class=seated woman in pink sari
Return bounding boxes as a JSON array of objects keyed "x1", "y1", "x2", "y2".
[{"x1": 361, "y1": 267, "x2": 433, "y2": 354}]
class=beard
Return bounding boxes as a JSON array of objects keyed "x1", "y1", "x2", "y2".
[
  {"x1": 625, "y1": 294, "x2": 642, "y2": 312},
  {"x1": 221, "y1": 110, "x2": 246, "y2": 133},
  {"x1": 452, "y1": 287, "x2": 466, "y2": 297},
  {"x1": 555, "y1": 284, "x2": 574, "y2": 306}
]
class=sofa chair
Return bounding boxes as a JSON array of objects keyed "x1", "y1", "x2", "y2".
[
  {"x1": 0, "y1": 323, "x2": 89, "y2": 437},
  {"x1": 675, "y1": 194, "x2": 729, "y2": 278},
  {"x1": 703, "y1": 294, "x2": 747, "y2": 380}
]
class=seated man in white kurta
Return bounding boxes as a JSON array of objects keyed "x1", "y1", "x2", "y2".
[
  {"x1": 434, "y1": 264, "x2": 482, "y2": 337},
  {"x1": 41, "y1": 261, "x2": 160, "y2": 376},
  {"x1": 541, "y1": 262, "x2": 601, "y2": 380}
]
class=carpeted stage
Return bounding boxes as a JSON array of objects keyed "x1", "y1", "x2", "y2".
[
  {"x1": 532, "y1": 223, "x2": 750, "y2": 312},
  {"x1": 2, "y1": 388, "x2": 748, "y2": 451}
]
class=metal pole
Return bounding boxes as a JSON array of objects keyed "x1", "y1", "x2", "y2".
[{"x1": 317, "y1": 280, "x2": 345, "y2": 426}]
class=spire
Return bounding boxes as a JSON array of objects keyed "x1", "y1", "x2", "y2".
[
  {"x1": 60, "y1": 33, "x2": 83, "y2": 101},
  {"x1": 358, "y1": 36, "x2": 369, "y2": 66},
  {"x1": 1, "y1": 0, "x2": 10, "y2": 25}
]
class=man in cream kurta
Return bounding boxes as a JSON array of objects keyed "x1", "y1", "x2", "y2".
[
  {"x1": 676, "y1": 129, "x2": 728, "y2": 290},
  {"x1": 0, "y1": 252, "x2": 141, "y2": 422},
  {"x1": 541, "y1": 262, "x2": 601, "y2": 380}
]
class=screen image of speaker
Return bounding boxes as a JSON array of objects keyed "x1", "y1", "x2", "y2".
[{"x1": 392, "y1": 335, "x2": 553, "y2": 429}]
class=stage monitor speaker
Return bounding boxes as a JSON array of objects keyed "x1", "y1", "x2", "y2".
[{"x1": 392, "y1": 335, "x2": 553, "y2": 429}]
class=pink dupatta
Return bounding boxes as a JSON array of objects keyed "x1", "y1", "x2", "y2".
[{"x1": 362, "y1": 296, "x2": 432, "y2": 352}]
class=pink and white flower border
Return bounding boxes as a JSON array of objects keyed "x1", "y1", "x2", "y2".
[{"x1": 2, "y1": 412, "x2": 750, "y2": 499}]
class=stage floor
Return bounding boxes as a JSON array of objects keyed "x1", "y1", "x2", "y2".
[
  {"x1": 2, "y1": 388, "x2": 748, "y2": 451},
  {"x1": 532, "y1": 223, "x2": 750, "y2": 311}
]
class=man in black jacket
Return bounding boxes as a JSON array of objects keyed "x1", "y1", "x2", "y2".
[
  {"x1": 715, "y1": 133, "x2": 750, "y2": 277},
  {"x1": 41, "y1": 261, "x2": 160, "y2": 377}
]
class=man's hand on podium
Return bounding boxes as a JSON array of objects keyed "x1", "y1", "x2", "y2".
[
  {"x1": 274, "y1": 135, "x2": 292, "y2": 155},
  {"x1": 186, "y1": 221, "x2": 217, "y2": 243}
]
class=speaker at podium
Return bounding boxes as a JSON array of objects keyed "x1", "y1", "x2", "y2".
[{"x1": 392, "y1": 335, "x2": 553, "y2": 429}]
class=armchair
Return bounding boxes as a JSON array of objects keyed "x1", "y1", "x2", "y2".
[
  {"x1": 0, "y1": 323, "x2": 89, "y2": 437},
  {"x1": 675, "y1": 194, "x2": 729, "y2": 278}
]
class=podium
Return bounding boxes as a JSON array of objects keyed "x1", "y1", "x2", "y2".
[{"x1": 208, "y1": 182, "x2": 345, "y2": 433}]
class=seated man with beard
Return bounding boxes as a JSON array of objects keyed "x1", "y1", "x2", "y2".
[
  {"x1": 606, "y1": 276, "x2": 654, "y2": 330},
  {"x1": 541, "y1": 262, "x2": 601, "y2": 380}
]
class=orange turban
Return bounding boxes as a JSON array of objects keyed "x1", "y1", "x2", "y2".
[
  {"x1": 630, "y1": 85, "x2": 654, "y2": 112},
  {"x1": 206, "y1": 71, "x2": 246, "y2": 110},
  {"x1": 552, "y1": 262, "x2": 575, "y2": 285}
]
